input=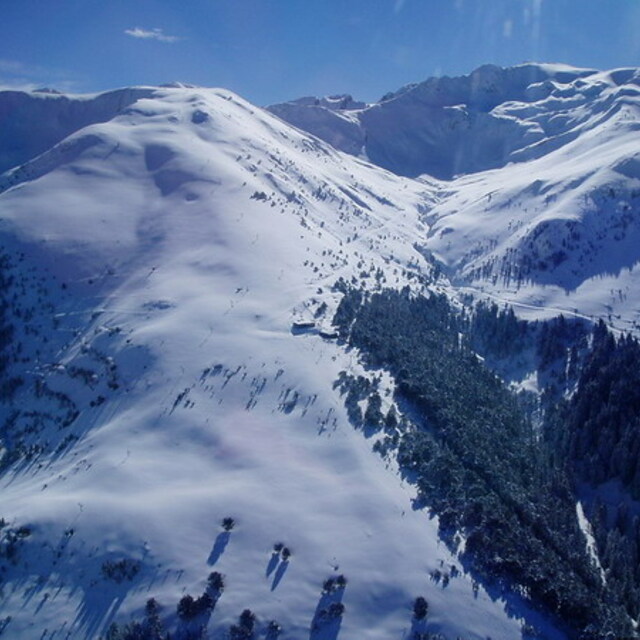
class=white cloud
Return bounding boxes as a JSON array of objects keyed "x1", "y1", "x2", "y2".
[
  {"x1": 0, "y1": 80, "x2": 39, "y2": 92},
  {"x1": 393, "y1": 0, "x2": 406, "y2": 13},
  {"x1": 0, "y1": 59, "x2": 76, "y2": 93},
  {"x1": 0, "y1": 59, "x2": 38, "y2": 75},
  {"x1": 503, "y1": 18, "x2": 513, "y2": 39},
  {"x1": 124, "y1": 27, "x2": 179, "y2": 43}
]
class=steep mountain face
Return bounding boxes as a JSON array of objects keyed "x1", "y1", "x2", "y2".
[
  {"x1": 266, "y1": 95, "x2": 366, "y2": 158},
  {"x1": 269, "y1": 63, "x2": 640, "y2": 179},
  {"x1": 0, "y1": 86, "x2": 541, "y2": 640}
]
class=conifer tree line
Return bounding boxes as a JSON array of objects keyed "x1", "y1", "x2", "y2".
[{"x1": 332, "y1": 283, "x2": 640, "y2": 637}]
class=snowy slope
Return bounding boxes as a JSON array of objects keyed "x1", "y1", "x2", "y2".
[
  {"x1": 420, "y1": 70, "x2": 640, "y2": 334},
  {"x1": 0, "y1": 87, "x2": 552, "y2": 639}
]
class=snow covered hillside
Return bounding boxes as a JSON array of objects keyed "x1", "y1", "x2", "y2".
[
  {"x1": 271, "y1": 63, "x2": 640, "y2": 334},
  {"x1": 0, "y1": 86, "x2": 551, "y2": 639},
  {"x1": 422, "y1": 100, "x2": 640, "y2": 335}
]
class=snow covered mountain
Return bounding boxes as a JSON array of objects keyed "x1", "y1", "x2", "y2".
[
  {"x1": 268, "y1": 63, "x2": 640, "y2": 180},
  {"x1": 270, "y1": 63, "x2": 640, "y2": 334},
  {"x1": 0, "y1": 85, "x2": 546, "y2": 639},
  {"x1": 1, "y1": 62, "x2": 639, "y2": 639}
]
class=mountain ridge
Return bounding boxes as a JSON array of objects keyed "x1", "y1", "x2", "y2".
[{"x1": 268, "y1": 62, "x2": 640, "y2": 180}]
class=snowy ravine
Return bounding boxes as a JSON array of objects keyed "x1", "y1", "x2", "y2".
[{"x1": 0, "y1": 85, "x2": 557, "y2": 639}]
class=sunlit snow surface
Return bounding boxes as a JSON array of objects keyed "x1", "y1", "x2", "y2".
[{"x1": 3, "y1": 65, "x2": 636, "y2": 637}]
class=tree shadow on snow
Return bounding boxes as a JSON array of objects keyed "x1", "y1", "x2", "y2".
[
  {"x1": 270, "y1": 559, "x2": 289, "y2": 591},
  {"x1": 72, "y1": 582, "x2": 130, "y2": 639},
  {"x1": 309, "y1": 584, "x2": 346, "y2": 640},
  {"x1": 408, "y1": 616, "x2": 428, "y2": 639},
  {"x1": 265, "y1": 551, "x2": 280, "y2": 577},
  {"x1": 207, "y1": 531, "x2": 230, "y2": 566},
  {"x1": 174, "y1": 604, "x2": 217, "y2": 640},
  {"x1": 453, "y1": 549, "x2": 562, "y2": 638}
]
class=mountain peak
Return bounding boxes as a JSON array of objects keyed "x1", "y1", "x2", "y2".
[
  {"x1": 289, "y1": 94, "x2": 367, "y2": 111},
  {"x1": 269, "y1": 62, "x2": 637, "y2": 180}
]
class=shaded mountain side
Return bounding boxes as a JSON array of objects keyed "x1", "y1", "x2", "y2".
[{"x1": 0, "y1": 87, "x2": 157, "y2": 174}]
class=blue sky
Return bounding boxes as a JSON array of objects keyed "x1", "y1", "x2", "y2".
[{"x1": 1, "y1": 0, "x2": 639, "y2": 104}]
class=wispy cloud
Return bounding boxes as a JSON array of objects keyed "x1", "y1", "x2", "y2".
[
  {"x1": 0, "y1": 58, "x2": 37, "y2": 75},
  {"x1": 0, "y1": 80, "x2": 39, "y2": 92},
  {"x1": 0, "y1": 58, "x2": 76, "y2": 93},
  {"x1": 393, "y1": 0, "x2": 406, "y2": 13},
  {"x1": 124, "y1": 27, "x2": 179, "y2": 43}
]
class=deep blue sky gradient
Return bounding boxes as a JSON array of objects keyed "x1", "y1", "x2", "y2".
[{"x1": 1, "y1": 0, "x2": 639, "y2": 104}]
